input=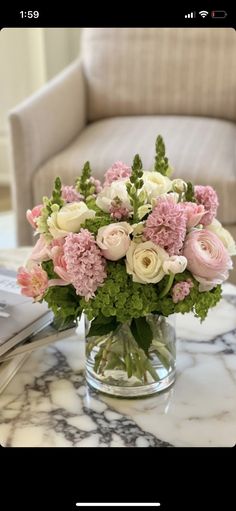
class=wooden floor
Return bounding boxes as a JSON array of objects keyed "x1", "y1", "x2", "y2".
[{"x1": 0, "y1": 186, "x2": 12, "y2": 211}]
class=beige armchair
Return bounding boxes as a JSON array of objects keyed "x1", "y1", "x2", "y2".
[{"x1": 9, "y1": 28, "x2": 236, "y2": 257}]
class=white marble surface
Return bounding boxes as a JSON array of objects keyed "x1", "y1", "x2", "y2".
[{"x1": 0, "y1": 249, "x2": 236, "y2": 447}]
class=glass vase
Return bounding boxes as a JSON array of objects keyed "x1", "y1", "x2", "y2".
[{"x1": 85, "y1": 314, "x2": 176, "y2": 398}]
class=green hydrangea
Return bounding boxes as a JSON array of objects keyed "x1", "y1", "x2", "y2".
[{"x1": 81, "y1": 261, "x2": 159, "y2": 323}]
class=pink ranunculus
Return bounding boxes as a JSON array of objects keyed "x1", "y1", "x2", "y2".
[
  {"x1": 180, "y1": 202, "x2": 206, "y2": 229},
  {"x1": 29, "y1": 235, "x2": 51, "y2": 263},
  {"x1": 26, "y1": 204, "x2": 43, "y2": 229},
  {"x1": 172, "y1": 280, "x2": 194, "y2": 303},
  {"x1": 96, "y1": 222, "x2": 133, "y2": 261},
  {"x1": 17, "y1": 265, "x2": 48, "y2": 300},
  {"x1": 50, "y1": 238, "x2": 71, "y2": 283},
  {"x1": 183, "y1": 229, "x2": 233, "y2": 291}
]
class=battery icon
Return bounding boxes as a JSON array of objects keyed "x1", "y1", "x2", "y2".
[{"x1": 211, "y1": 10, "x2": 227, "y2": 18}]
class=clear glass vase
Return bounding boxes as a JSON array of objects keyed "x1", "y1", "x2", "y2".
[{"x1": 85, "y1": 314, "x2": 176, "y2": 398}]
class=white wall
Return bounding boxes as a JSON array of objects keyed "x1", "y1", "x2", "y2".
[{"x1": 0, "y1": 28, "x2": 80, "y2": 185}]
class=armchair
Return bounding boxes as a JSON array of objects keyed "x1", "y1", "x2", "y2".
[{"x1": 9, "y1": 28, "x2": 236, "y2": 275}]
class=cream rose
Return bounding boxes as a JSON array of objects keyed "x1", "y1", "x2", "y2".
[
  {"x1": 206, "y1": 219, "x2": 236, "y2": 256},
  {"x1": 142, "y1": 171, "x2": 172, "y2": 201},
  {"x1": 96, "y1": 180, "x2": 132, "y2": 213},
  {"x1": 126, "y1": 240, "x2": 169, "y2": 283},
  {"x1": 47, "y1": 202, "x2": 95, "y2": 238},
  {"x1": 97, "y1": 222, "x2": 133, "y2": 261}
]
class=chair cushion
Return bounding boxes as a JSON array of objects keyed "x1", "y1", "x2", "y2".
[
  {"x1": 81, "y1": 28, "x2": 236, "y2": 122},
  {"x1": 33, "y1": 115, "x2": 236, "y2": 224}
]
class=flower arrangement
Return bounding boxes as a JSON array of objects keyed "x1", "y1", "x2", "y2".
[{"x1": 17, "y1": 136, "x2": 236, "y2": 391}]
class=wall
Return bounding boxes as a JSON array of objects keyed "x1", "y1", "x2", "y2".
[{"x1": 0, "y1": 28, "x2": 80, "y2": 184}]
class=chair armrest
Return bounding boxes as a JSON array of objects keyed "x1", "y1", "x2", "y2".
[{"x1": 9, "y1": 58, "x2": 86, "y2": 246}]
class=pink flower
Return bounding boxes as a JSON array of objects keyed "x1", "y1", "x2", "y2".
[
  {"x1": 97, "y1": 222, "x2": 133, "y2": 261},
  {"x1": 144, "y1": 196, "x2": 187, "y2": 255},
  {"x1": 183, "y1": 229, "x2": 232, "y2": 291},
  {"x1": 109, "y1": 200, "x2": 130, "y2": 220},
  {"x1": 61, "y1": 185, "x2": 83, "y2": 203},
  {"x1": 180, "y1": 202, "x2": 205, "y2": 229},
  {"x1": 89, "y1": 177, "x2": 102, "y2": 195},
  {"x1": 194, "y1": 185, "x2": 219, "y2": 226},
  {"x1": 104, "y1": 161, "x2": 131, "y2": 186},
  {"x1": 50, "y1": 238, "x2": 71, "y2": 283},
  {"x1": 26, "y1": 204, "x2": 43, "y2": 229},
  {"x1": 29, "y1": 235, "x2": 51, "y2": 263},
  {"x1": 172, "y1": 280, "x2": 194, "y2": 303},
  {"x1": 17, "y1": 265, "x2": 48, "y2": 300},
  {"x1": 63, "y1": 229, "x2": 107, "y2": 300}
]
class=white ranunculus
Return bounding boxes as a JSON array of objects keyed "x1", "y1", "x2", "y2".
[
  {"x1": 142, "y1": 171, "x2": 172, "y2": 201},
  {"x1": 172, "y1": 179, "x2": 187, "y2": 194},
  {"x1": 96, "y1": 181, "x2": 132, "y2": 213},
  {"x1": 162, "y1": 255, "x2": 188, "y2": 275},
  {"x1": 126, "y1": 240, "x2": 169, "y2": 284},
  {"x1": 47, "y1": 202, "x2": 95, "y2": 238},
  {"x1": 206, "y1": 219, "x2": 236, "y2": 256},
  {"x1": 97, "y1": 222, "x2": 133, "y2": 261}
]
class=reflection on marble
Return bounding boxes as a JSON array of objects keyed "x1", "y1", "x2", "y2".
[{"x1": 0, "y1": 284, "x2": 236, "y2": 447}]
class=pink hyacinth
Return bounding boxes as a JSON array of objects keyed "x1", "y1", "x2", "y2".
[
  {"x1": 50, "y1": 238, "x2": 71, "y2": 283},
  {"x1": 61, "y1": 185, "x2": 83, "y2": 203},
  {"x1": 144, "y1": 197, "x2": 187, "y2": 255},
  {"x1": 172, "y1": 280, "x2": 193, "y2": 303},
  {"x1": 63, "y1": 229, "x2": 107, "y2": 300},
  {"x1": 104, "y1": 161, "x2": 131, "y2": 186},
  {"x1": 194, "y1": 185, "x2": 219, "y2": 226},
  {"x1": 26, "y1": 204, "x2": 43, "y2": 229},
  {"x1": 17, "y1": 265, "x2": 48, "y2": 300}
]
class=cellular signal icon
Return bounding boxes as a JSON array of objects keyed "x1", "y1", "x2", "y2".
[{"x1": 185, "y1": 11, "x2": 196, "y2": 18}]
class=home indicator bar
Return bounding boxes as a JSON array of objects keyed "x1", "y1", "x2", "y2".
[{"x1": 76, "y1": 504, "x2": 161, "y2": 508}]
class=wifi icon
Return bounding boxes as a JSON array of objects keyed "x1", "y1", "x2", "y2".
[{"x1": 199, "y1": 10, "x2": 208, "y2": 18}]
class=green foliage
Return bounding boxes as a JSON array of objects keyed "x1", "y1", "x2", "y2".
[
  {"x1": 82, "y1": 213, "x2": 111, "y2": 235},
  {"x1": 130, "y1": 317, "x2": 153, "y2": 354},
  {"x1": 185, "y1": 181, "x2": 196, "y2": 202},
  {"x1": 87, "y1": 315, "x2": 120, "y2": 337},
  {"x1": 41, "y1": 260, "x2": 58, "y2": 279},
  {"x1": 75, "y1": 161, "x2": 95, "y2": 201},
  {"x1": 154, "y1": 135, "x2": 169, "y2": 176},
  {"x1": 156, "y1": 270, "x2": 222, "y2": 321},
  {"x1": 126, "y1": 154, "x2": 145, "y2": 223},
  {"x1": 44, "y1": 285, "x2": 81, "y2": 329},
  {"x1": 51, "y1": 177, "x2": 64, "y2": 208}
]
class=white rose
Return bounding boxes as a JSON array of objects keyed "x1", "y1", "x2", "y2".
[
  {"x1": 126, "y1": 240, "x2": 169, "y2": 283},
  {"x1": 97, "y1": 222, "x2": 133, "y2": 261},
  {"x1": 142, "y1": 171, "x2": 172, "y2": 201},
  {"x1": 206, "y1": 219, "x2": 236, "y2": 256},
  {"x1": 47, "y1": 202, "x2": 95, "y2": 238},
  {"x1": 162, "y1": 255, "x2": 188, "y2": 275},
  {"x1": 96, "y1": 181, "x2": 132, "y2": 213}
]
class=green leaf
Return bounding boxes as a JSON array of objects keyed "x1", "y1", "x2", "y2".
[
  {"x1": 130, "y1": 317, "x2": 153, "y2": 354},
  {"x1": 41, "y1": 260, "x2": 58, "y2": 279},
  {"x1": 87, "y1": 315, "x2": 120, "y2": 337},
  {"x1": 185, "y1": 181, "x2": 196, "y2": 202}
]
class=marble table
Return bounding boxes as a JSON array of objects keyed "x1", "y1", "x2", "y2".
[{"x1": 0, "y1": 249, "x2": 236, "y2": 447}]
